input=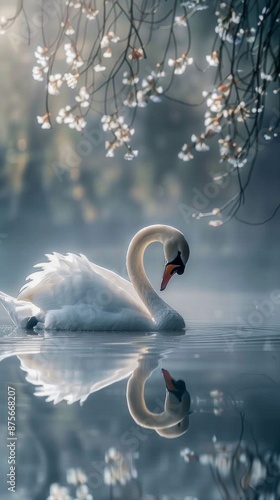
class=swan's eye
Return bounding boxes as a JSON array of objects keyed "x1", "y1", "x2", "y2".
[{"x1": 176, "y1": 267, "x2": 184, "y2": 275}]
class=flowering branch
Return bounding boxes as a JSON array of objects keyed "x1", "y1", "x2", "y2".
[{"x1": 1, "y1": 0, "x2": 280, "y2": 225}]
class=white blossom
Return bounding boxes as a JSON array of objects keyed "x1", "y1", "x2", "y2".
[
  {"x1": 180, "y1": 448, "x2": 196, "y2": 463},
  {"x1": 103, "y1": 47, "x2": 112, "y2": 58},
  {"x1": 48, "y1": 74, "x2": 63, "y2": 95},
  {"x1": 101, "y1": 31, "x2": 120, "y2": 48},
  {"x1": 261, "y1": 71, "x2": 273, "y2": 81},
  {"x1": 124, "y1": 150, "x2": 139, "y2": 160},
  {"x1": 75, "y1": 484, "x2": 92, "y2": 500},
  {"x1": 191, "y1": 134, "x2": 210, "y2": 151},
  {"x1": 141, "y1": 74, "x2": 163, "y2": 102},
  {"x1": 47, "y1": 483, "x2": 71, "y2": 500},
  {"x1": 128, "y1": 48, "x2": 144, "y2": 61},
  {"x1": 199, "y1": 454, "x2": 213, "y2": 465},
  {"x1": 230, "y1": 11, "x2": 240, "y2": 24},
  {"x1": 64, "y1": 72, "x2": 79, "y2": 89},
  {"x1": 181, "y1": 0, "x2": 208, "y2": 10},
  {"x1": 235, "y1": 101, "x2": 250, "y2": 122},
  {"x1": 175, "y1": 15, "x2": 187, "y2": 26},
  {"x1": 105, "y1": 139, "x2": 122, "y2": 157},
  {"x1": 168, "y1": 54, "x2": 193, "y2": 75},
  {"x1": 37, "y1": 113, "x2": 51, "y2": 129},
  {"x1": 56, "y1": 106, "x2": 75, "y2": 125},
  {"x1": 241, "y1": 27, "x2": 256, "y2": 43},
  {"x1": 101, "y1": 114, "x2": 124, "y2": 131},
  {"x1": 178, "y1": 144, "x2": 194, "y2": 161},
  {"x1": 66, "y1": 468, "x2": 88, "y2": 486},
  {"x1": 115, "y1": 124, "x2": 134, "y2": 142},
  {"x1": 64, "y1": 43, "x2": 84, "y2": 68},
  {"x1": 33, "y1": 66, "x2": 45, "y2": 82},
  {"x1": 104, "y1": 448, "x2": 138, "y2": 486},
  {"x1": 136, "y1": 90, "x2": 148, "y2": 107},
  {"x1": 35, "y1": 46, "x2": 49, "y2": 66},
  {"x1": 82, "y1": 7, "x2": 99, "y2": 20},
  {"x1": 94, "y1": 63, "x2": 106, "y2": 72},
  {"x1": 209, "y1": 220, "x2": 223, "y2": 227},
  {"x1": 211, "y1": 208, "x2": 221, "y2": 216},
  {"x1": 123, "y1": 91, "x2": 138, "y2": 107},
  {"x1": 33, "y1": 45, "x2": 49, "y2": 80},
  {"x1": 204, "y1": 112, "x2": 222, "y2": 133},
  {"x1": 68, "y1": 115, "x2": 87, "y2": 131},
  {"x1": 61, "y1": 21, "x2": 75, "y2": 35},
  {"x1": 75, "y1": 87, "x2": 90, "y2": 107},
  {"x1": 122, "y1": 72, "x2": 139, "y2": 85},
  {"x1": 206, "y1": 51, "x2": 219, "y2": 67},
  {"x1": 218, "y1": 136, "x2": 231, "y2": 157},
  {"x1": 206, "y1": 93, "x2": 223, "y2": 113},
  {"x1": 155, "y1": 64, "x2": 166, "y2": 78},
  {"x1": 0, "y1": 15, "x2": 7, "y2": 34}
]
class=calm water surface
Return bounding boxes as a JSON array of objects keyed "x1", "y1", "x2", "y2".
[{"x1": 0, "y1": 321, "x2": 279, "y2": 500}]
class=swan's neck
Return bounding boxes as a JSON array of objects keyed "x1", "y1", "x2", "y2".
[
  {"x1": 126, "y1": 361, "x2": 183, "y2": 429},
  {"x1": 126, "y1": 225, "x2": 184, "y2": 330}
]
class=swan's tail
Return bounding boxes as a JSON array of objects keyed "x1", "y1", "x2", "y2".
[{"x1": 0, "y1": 291, "x2": 41, "y2": 329}]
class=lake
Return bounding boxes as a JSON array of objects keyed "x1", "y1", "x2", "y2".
[{"x1": 0, "y1": 318, "x2": 279, "y2": 500}]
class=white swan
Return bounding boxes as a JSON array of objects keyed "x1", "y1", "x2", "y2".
[
  {"x1": 127, "y1": 361, "x2": 191, "y2": 439},
  {"x1": 0, "y1": 225, "x2": 189, "y2": 331}
]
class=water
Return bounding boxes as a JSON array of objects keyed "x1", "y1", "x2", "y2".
[{"x1": 0, "y1": 323, "x2": 280, "y2": 500}]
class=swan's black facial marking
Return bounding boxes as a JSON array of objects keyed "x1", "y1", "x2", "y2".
[
  {"x1": 162, "y1": 369, "x2": 187, "y2": 402},
  {"x1": 160, "y1": 251, "x2": 185, "y2": 291},
  {"x1": 167, "y1": 251, "x2": 185, "y2": 276},
  {"x1": 168, "y1": 379, "x2": 187, "y2": 403}
]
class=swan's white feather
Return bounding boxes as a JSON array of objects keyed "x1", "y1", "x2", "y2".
[
  {"x1": 0, "y1": 292, "x2": 40, "y2": 328},
  {"x1": 19, "y1": 351, "x2": 138, "y2": 405},
  {"x1": 17, "y1": 252, "x2": 152, "y2": 330}
]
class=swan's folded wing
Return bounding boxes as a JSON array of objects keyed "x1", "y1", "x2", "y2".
[
  {"x1": 87, "y1": 258, "x2": 141, "y2": 304},
  {"x1": 17, "y1": 253, "x2": 150, "y2": 317}
]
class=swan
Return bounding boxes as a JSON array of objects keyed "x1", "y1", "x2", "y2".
[
  {"x1": 0, "y1": 225, "x2": 189, "y2": 331},
  {"x1": 127, "y1": 360, "x2": 191, "y2": 438}
]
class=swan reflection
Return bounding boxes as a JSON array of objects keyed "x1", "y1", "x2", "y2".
[
  {"x1": 0, "y1": 330, "x2": 190, "y2": 438},
  {"x1": 127, "y1": 358, "x2": 191, "y2": 438}
]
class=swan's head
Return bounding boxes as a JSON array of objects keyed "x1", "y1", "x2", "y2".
[
  {"x1": 160, "y1": 368, "x2": 191, "y2": 438},
  {"x1": 160, "y1": 231, "x2": 190, "y2": 291},
  {"x1": 162, "y1": 368, "x2": 189, "y2": 405}
]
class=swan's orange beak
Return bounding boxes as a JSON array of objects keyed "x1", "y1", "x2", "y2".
[
  {"x1": 162, "y1": 368, "x2": 177, "y2": 392},
  {"x1": 160, "y1": 264, "x2": 180, "y2": 291}
]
